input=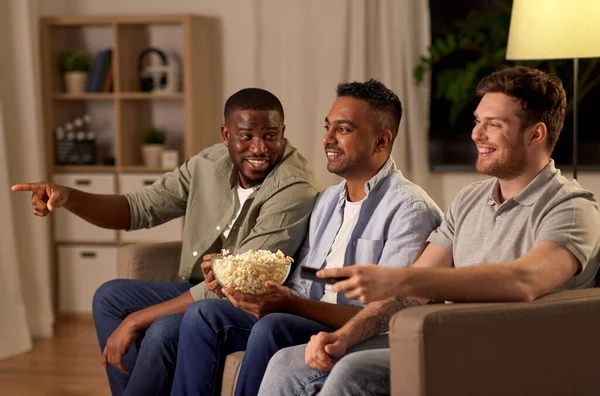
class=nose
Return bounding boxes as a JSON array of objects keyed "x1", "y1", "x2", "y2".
[
  {"x1": 471, "y1": 122, "x2": 485, "y2": 142},
  {"x1": 322, "y1": 127, "x2": 336, "y2": 147},
  {"x1": 250, "y1": 137, "x2": 267, "y2": 155}
]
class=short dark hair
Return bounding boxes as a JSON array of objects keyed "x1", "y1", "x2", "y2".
[
  {"x1": 476, "y1": 66, "x2": 566, "y2": 152},
  {"x1": 336, "y1": 78, "x2": 403, "y2": 143},
  {"x1": 223, "y1": 88, "x2": 285, "y2": 122}
]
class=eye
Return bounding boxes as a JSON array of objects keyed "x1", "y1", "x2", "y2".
[
  {"x1": 240, "y1": 134, "x2": 252, "y2": 140},
  {"x1": 265, "y1": 133, "x2": 277, "y2": 140},
  {"x1": 473, "y1": 119, "x2": 480, "y2": 125},
  {"x1": 338, "y1": 126, "x2": 350, "y2": 133},
  {"x1": 489, "y1": 123, "x2": 500, "y2": 128},
  {"x1": 324, "y1": 125, "x2": 330, "y2": 131}
]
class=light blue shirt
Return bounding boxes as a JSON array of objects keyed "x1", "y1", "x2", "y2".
[{"x1": 285, "y1": 158, "x2": 443, "y2": 306}]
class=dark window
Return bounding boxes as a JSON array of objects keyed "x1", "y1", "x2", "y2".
[{"x1": 426, "y1": 0, "x2": 600, "y2": 171}]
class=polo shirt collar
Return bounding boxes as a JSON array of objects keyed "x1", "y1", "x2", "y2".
[{"x1": 488, "y1": 160, "x2": 558, "y2": 207}]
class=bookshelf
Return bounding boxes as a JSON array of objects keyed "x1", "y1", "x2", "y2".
[{"x1": 39, "y1": 14, "x2": 222, "y2": 314}]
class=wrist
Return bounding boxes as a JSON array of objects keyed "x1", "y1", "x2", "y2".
[{"x1": 124, "y1": 311, "x2": 146, "y2": 331}]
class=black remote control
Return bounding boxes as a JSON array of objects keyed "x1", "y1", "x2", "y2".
[{"x1": 300, "y1": 266, "x2": 349, "y2": 285}]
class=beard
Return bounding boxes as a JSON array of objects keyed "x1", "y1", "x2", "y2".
[{"x1": 475, "y1": 144, "x2": 527, "y2": 179}]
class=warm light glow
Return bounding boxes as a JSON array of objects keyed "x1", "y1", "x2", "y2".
[{"x1": 507, "y1": 0, "x2": 600, "y2": 60}]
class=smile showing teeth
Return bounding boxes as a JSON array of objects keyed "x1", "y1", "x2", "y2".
[
  {"x1": 247, "y1": 159, "x2": 268, "y2": 166},
  {"x1": 478, "y1": 148, "x2": 496, "y2": 154},
  {"x1": 326, "y1": 152, "x2": 343, "y2": 158}
]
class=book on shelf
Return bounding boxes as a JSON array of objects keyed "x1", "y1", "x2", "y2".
[{"x1": 87, "y1": 49, "x2": 113, "y2": 93}]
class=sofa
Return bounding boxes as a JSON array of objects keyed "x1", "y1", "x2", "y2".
[{"x1": 117, "y1": 242, "x2": 600, "y2": 396}]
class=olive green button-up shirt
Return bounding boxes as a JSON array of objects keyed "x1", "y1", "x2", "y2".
[{"x1": 125, "y1": 139, "x2": 319, "y2": 300}]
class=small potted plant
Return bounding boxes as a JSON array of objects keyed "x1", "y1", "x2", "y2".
[
  {"x1": 60, "y1": 51, "x2": 92, "y2": 94},
  {"x1": 142, "y1": 126, "x2": 166, "y2": 167}
]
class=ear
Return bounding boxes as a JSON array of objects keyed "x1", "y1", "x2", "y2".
[
  {"x1": 528, "y1": 122, "x2": 547, "y2": 148},
  {"x1": 281, "y1": 124, "x2": 286, "y2": 139},
  {"x1": 221, "y1": 125, "x2": 230, "y2": 147},
  {"x1": 375, "y1": 129, "x2": 393, "y2": 153}
]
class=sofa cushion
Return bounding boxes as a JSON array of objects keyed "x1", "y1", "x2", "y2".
[{"x1": 220, "y1": 351, "x2": 245, "y2": 396}]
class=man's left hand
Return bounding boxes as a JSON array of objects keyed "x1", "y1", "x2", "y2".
[{"x1": 223, "y1": 282, "x2": 294, "y2": 319}]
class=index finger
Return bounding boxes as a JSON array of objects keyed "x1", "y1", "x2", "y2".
[
  {"x1": 11, "y1": 183, "x2": 43, "y2": 192},
  {"x1": 317, "y1": 266, "x2": 355, "y2": 279}
]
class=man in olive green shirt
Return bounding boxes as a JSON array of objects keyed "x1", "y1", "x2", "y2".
[{"x1": 12, "y1": 88, "x2": 318, "y2": 396}]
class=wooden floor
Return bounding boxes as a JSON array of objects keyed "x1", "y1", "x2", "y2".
[{"x1": 0, "y1": 317, "x2": 111, "y2": 396}]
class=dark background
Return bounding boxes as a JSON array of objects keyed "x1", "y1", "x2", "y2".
[{"x1": 428, "y1": 0, "x2": 600, "y2": 171}]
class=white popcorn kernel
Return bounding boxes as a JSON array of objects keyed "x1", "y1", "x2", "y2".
[{"x1": 212, "y1": 249, "x2": 294, "y2": 295}]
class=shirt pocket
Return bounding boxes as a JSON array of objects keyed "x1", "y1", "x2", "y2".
[{"x1": 353, "y1": 238, "x2": 384, "y2": 264}]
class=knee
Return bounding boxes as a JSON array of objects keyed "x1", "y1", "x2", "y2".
[
  {"x1": 329, "y1": 351, "x2": 368, "y2": 379},
  {"x1": 180, "y1": 299, "x2": 220, "y2": 333},
  {"x1": 249, "y1": 313, "x2": 288, "y2": 341},
  {"x1": 92, "y1": 279, "x2": 131, "y2": 318},
  {"x1": 143, "y1": 314, "x2": 182, "y2": 351},
  {"x1": 268, "y1": 345, "x2": 304, "y2": 369}
]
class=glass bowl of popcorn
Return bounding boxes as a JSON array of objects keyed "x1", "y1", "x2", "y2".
[{"x1": 211, "y1": 249, "x2": 293, "y2": 295}]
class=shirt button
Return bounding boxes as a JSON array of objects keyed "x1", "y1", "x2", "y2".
[
  {"x1": 337, "y1": 219, "x2": 341, "y2": 224},
  {"x1": 216, "y1": 226, "x2": 221, "y2": 231},
  {"x1": 181, "y1": 276, "x2": 186, "y2": 280},
  {"x1": 322, "y1": 251, "x2": 327, "y2": 256},
  {"x1": 192, "y1": 251, "x2": 198, "y2": 257},
  {"x1": 496, "y1": 215, "x2": 502, "y2": 221}
]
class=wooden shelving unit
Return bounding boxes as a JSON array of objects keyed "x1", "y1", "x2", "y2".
[{"x1": 39, "y1": 14, "x2": 222, "y2": 314}]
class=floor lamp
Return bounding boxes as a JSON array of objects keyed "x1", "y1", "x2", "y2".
[{"x1": 506, "y1": 0, "x2": 600, "y2": 180}]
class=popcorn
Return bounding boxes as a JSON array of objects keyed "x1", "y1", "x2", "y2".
[{"x1": 213, "y1": 249, "x2": 293, "y2": 295}]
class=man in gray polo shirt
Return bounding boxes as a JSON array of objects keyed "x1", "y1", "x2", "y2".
[
  {"x1": 260, "y1": 67, "x2": 600, "y2": 396},
  {"x1": 12, "y1": 88, "x2": 318, "y2": 396}
]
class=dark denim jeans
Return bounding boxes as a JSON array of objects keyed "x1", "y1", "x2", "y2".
[
  {"x1": 92, "y1": 279, "x2": 193, "y2": 396},
  {"x1": 171, "y1": 298, "x2": 333, "y2": 396}
]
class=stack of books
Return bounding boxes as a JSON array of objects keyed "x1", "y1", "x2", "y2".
[{"x1": 87, "y1": 48, "x2": 113, "y2": 92}]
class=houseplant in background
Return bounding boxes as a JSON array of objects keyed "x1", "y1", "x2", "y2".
[
  {"x1": 142, "y1": 126, "x2": 166, "y2": 167},
  {"x1": 415, "y1": 0, "x2": 599, "y2": 168},
  {"x1": 60, "y1": 51, "x2": 92, "y2": 94}
]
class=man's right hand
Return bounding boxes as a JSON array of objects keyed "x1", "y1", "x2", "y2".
[
  {"x1": 201, "y1": 253, "x2": 224, "y2": 297},
  {"x1": 102, "y1": 317, "x2": 140, "y2": 374},
  {"x1": 11, "y1": 181, "x2": 69, "y2": 216},
  {"x1": 305, "y1": 331, "x2": 348, "y2": 371}
]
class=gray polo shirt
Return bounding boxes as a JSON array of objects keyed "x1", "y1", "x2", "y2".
[
  {"x1": 428, "y1": 160, "x2": 600, "y2": 291},
  {"x1": 125, "y1": 139, "x2": 319, "y2": 300}
]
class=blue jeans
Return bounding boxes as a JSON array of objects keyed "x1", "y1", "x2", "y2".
[
  {"x1": 92, "y1": 279, "x2": 193, "y2": 396},
  {"x1": 258, "y1": 335, "x2": 389, "y2": 396},
  {"x1": 171, "y1": 299, "x2": 332, "y2": 396}
]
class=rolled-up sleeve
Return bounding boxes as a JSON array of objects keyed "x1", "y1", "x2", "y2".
[
  {"x1": 378, "y1": 199, "x2": 442, "y2": 268},
  {"x1": 284, "y1": 243, "x2": 311, "y2": 299},
  {"x1": 125, "y1": 158, "x2": 193, "y2": 230}
]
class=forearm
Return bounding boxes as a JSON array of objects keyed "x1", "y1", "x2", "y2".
[
  {"x1": 336, "y1": 296, "x2": 429, "y2": 348},
  {"x1": 399, "y1": 264, "x2": 533, "y2": 302},
  {"x1": 127, "y1": 291, "x2": 195, "y2": 330},
  {"x1": 64, "y1": 187, "x2": 131, "y2": 229},
  {"x1": 287, "y1": 295, "x2": 362, "y2": 329}
]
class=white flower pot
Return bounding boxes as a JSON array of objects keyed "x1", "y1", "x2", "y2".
[
  {"x1": 142, "y1": 144, "x2": 165, "y2": 167},
  {"x1": 64, "y1": 72, "x2": 88, "y2": 94}
]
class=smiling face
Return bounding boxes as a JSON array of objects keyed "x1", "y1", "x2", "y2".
[
  {"x1": 472, "y1": 92, "x2": 530, "y2": 179},
  {"x1": 323, "y1": 97, "x2": 385, "y2": 179},
  {"x1": 222, "y1": 109, "x2": 286, "y2": 188}
]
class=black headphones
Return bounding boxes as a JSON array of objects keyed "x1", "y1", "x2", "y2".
[{"x1": 138, "y1": 48, "x2": 168, "y2": 92}]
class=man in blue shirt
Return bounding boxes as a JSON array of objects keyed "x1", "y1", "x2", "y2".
[{"x1": 170, "y1": 79, "x2": 442, "y2": 396}]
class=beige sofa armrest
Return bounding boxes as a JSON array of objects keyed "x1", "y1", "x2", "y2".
[
  {"x1": 117, "y1": 241, "x2": 183, "y2": 282},
  {"x1": 389, "y1": 288, "x2": 600, "y2": 396}
]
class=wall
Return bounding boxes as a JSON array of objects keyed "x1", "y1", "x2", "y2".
[{"x1": 12, "y1": 0, "x2": 600, "y2": 213}]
